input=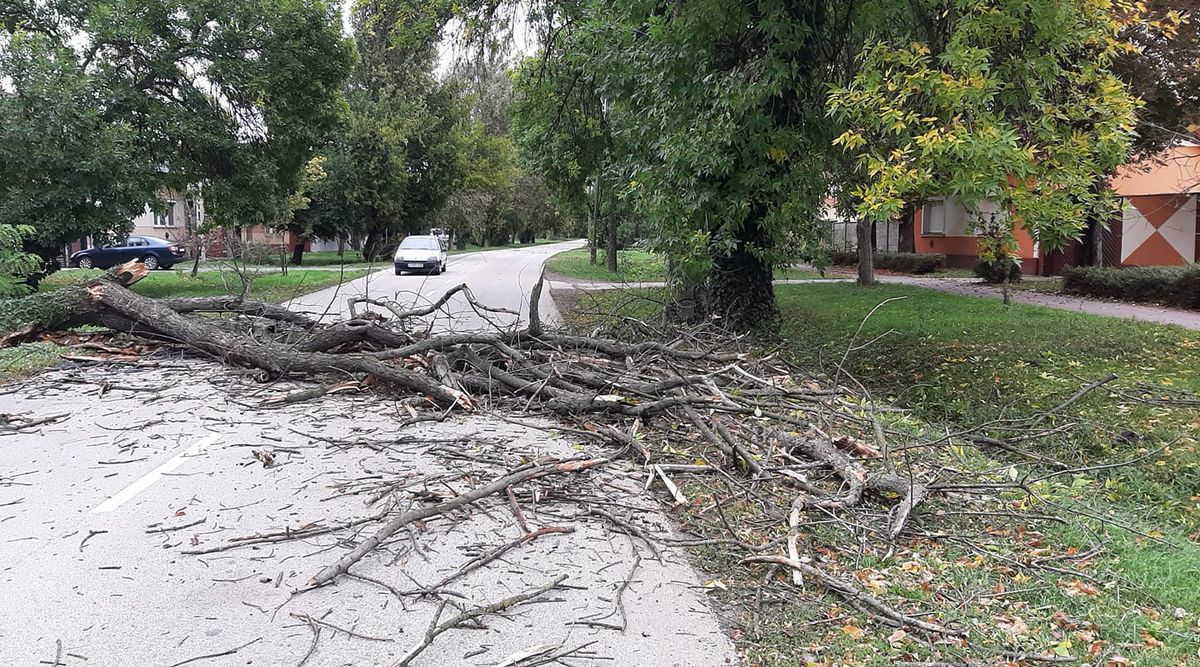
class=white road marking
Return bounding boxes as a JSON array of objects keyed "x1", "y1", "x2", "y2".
[{"x1": 91, "y1": 433, "x2": 221, "y2": 513}]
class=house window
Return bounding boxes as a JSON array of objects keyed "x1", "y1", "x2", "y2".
[
  {"x1": 923, "y1": 201, "x2": 946, "y2": 235},
  {"x1": 154, "y1": 200, "x2": 177, "y2": 227}
]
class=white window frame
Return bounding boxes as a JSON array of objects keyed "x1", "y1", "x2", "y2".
[
  {"x1": 153, "y1": 200, "x2": 177, "y2": 227},
  {"x1": 922, "y1": 199, "x2": 947, "y2": 235}
]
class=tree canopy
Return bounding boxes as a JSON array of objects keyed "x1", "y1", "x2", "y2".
[{"x1": 0, "y1": 0, "x2": 354, "y2": 265}]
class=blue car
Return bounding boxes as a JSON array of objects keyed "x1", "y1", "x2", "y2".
[{"x1": 70, "y1": 236, "x2": 187, "y2": 270}]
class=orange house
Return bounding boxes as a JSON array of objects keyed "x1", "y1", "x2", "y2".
[
  {"x1": 1108, "y1": 144, "x2": 1200, "y2": 267},
  {"x1": 912, "y1": 144, "x2": 1200, "y2": 274}
]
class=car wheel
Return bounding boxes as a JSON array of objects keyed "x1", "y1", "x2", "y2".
[
  {"x1": 441, "y1": 261, "x2": 447, "y2": 273},
  {"x1": 142, "y1": 255, "x2": 160, "y2": 270},
  {"x1": 77, "y1": 257, "x2": 94, "y2": 270}
]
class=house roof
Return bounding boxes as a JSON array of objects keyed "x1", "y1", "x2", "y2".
[{"x1": 1111, "y1": 144, "x2": 1200, "y2": 197}]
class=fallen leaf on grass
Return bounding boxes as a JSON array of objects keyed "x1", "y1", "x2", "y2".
[
  {"x1": 841, "y1": 624, "x2": 865, "y2": 640},
  {"x1": 1060, "y1": 578, "x2": 1100, "y2": 597}
]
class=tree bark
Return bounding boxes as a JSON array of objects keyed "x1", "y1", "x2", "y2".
[
  {"x1": 898, "y1": 203, "x2": 915, "y2": 253},
  {"x1": 291, "y1": 238, "x2": 306, "y2": 266},
  {"x1": 589, "y1": 170, "x2": 601, "y2": 266},
  {"x1": 705, "y1": 211, "x2": 779, "y2": 332},
  {"x1": 856, "y1": 219, "x2": 875, "y2": 285}
]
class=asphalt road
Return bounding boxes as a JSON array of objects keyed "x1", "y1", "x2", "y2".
[
  {"x1": 287, "y1": 239, "x2": 586, "y2": 330},
  {"x1": 0, "y1": 240, "x2": 738, "y2": 667}
]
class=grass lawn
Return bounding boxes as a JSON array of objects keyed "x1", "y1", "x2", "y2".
[
  {"x1": 559, "y1": 281, "x2": 1200, "y2": 665},
  {"x1": 41, "y1": 267, "x2": 370, "y2": 303},
  {"x1": 546, "y1": 248, "x2": 667, "y2": 281},
  {"x1": 547, "y1": 248, "x2": 827, "y2": 282},
  {"x1": 1, "y1": 267, "x2": 369, "y2": 380},
  {"x1": 769, "y1": 282, "x2": 1200, "y2": 665}
]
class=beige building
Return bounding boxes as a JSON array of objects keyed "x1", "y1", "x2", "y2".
[{"x1": 129, "y1": 187, "x2": 204, "y2": 243}]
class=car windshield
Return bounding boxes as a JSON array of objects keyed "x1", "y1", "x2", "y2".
[{"x1": 399, "y1": 237, "x2": 439, "y2": 250}]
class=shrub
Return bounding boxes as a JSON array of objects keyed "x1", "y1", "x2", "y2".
[
  {"x1": 1063, "y1": 265, "x2": 1200, "y2": 309},
  {"x1": 878, "y1": 252, "x2": 945, "y2": 274},
  {"x1": 973, "y1": 259, "x2": 1022, "y2": 283},
  {"x1": 825, "y1": 250, "x2": 946, "y2": 274}
]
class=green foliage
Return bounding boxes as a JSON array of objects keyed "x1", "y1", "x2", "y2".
[
  {"x1": 830, "y1": 0, "x2": 1138, "y2": 252},
  {"x1": 0, "y1": 0, "x2": 354, "y2": 265},
  {"x1": 0, "y1": 33, "x2": 151, "y2": 259},
  {"x1": 297, "y1": 74, "x2": 466, "y2": 259},
  {"x1": 570, "y1": 1, "x2": 848, "y2": 266},
  {"x1": 0, "y1": 224, "x2": 41, "y2": 296},
  {"x1": 974, "y1": 258, "x2": 1023, "y2": 284},
  {"x1": 1063, "y1": 266, "x2": 1200, "y2": 309},
  {"x1": 510, "y1": 54, "x2": 607, "y2": 217}
]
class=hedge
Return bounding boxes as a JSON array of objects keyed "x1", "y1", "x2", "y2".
[
  {"x1": 826, "y1": 251, "x2": 946, "y2": 274},
  {"x1": 973, "y1": 259, "x2": 1022, "y2": 284},
  {"x1": 1063, "y1": 265, "x2": 1200, "y2": 309}
]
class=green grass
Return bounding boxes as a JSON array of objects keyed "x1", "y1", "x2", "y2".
[
  {"x1": 547, "y1": 248, "x2": 826, "y2": 282},
  {"x1": 41, "y1": 267, "x2": 370, "y2": 303},
  {"x1": 0, "y1": 341, "x2": 61, "y2": 380},
  {"x1": 546, "y1": 248, "x2": 667, "y2": 281},
  {"x1": 559, "y1": 281, "x2": 1200, "y2": 665},
  {"x1": 2, "y1": 268, "x2": 371, "y2": 380},
  {"x1": 774, "y1": 283, "x2": 1200, "y2": 665}
]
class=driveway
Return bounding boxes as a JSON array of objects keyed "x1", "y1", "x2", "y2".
[{"x1": 288, "y1": 240, "x2": 586, "y2": 330}]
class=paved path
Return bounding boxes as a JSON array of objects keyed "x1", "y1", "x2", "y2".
[
  {"x1": 289, "y1": 239, "x2": 586, "y2": 331},
  {"x1": 0, "y1": 365, "x2": 735, "y2": 666},
  {"x1": 0, "y1": 239, "x2": 738, "y2": 666},
  {"x1": 548, "y1": 273, "x2": 1200, "y2": 331}
]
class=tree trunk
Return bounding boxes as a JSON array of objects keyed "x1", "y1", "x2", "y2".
[
  {"x1": 1090, "y1": 218, "x2": 1104, "y2": 267},
  {"x1": 362, "y1": 229, "x2": 386, "y2": 261},
  {"x1": 705, "y1": 212, "x2": 779, "y2": 332},
  {"x1": 898, "y1": 203, "x2": 915, "y2": 253},
  {"x1": 337, "y1": 235, "x2": 346, "y2": 257},
  {"x1": 588, "y1": 172, "x2": 600, "y2": 266},
  {"x1": 604, "y1": 185, "x2": 617, "y2": 274},
  {"x1": 856, "y1": 219, "x2": 875, "y2": 285},
  {"x1": 291, "y1": 238, "x2": 306, "y2": 266}
]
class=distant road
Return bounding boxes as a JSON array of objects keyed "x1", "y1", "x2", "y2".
[{"x1": 286, "y1": 239, "x2": 586, "y2": 330}]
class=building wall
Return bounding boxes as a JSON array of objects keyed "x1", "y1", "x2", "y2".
[
  {"x1": 1119, "y1": 194, "x2": 1197, "y2": 265},
  {"x1": 913, "y1": 198, "x2": 1040, "y2": 272},
  {"x1": 130, "y1": 187, "x2": 203, "y2": 242}
]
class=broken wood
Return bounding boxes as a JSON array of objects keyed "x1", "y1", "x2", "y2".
[
  {"x1": 310, "y1": 460, "x2": 605, "y2": 587},
  {"x1": 393, "y1": 575, "x2": 568, "y2": 667}
]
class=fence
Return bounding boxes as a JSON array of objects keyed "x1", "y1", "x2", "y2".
[{"x1": 827, "y1": 219, "x2": 900, "y2": 253}]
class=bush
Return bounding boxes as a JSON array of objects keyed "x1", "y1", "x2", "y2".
[
  {"x1": 1063, "y1": 265, "x2": 1200, "y2": 309},
  {"x1": 825, "y1": 250, "x2": 945, "y2": 274},
  {"x1": 973, "y1": 259, "x2": 1022, "y2": 284},
  {"x1": 879, "y1": 252, "x2": 945, "y2": 274}
]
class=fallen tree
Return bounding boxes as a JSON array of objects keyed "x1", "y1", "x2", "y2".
[{"x1": 0, "y1": 260, "x2": 1146, "y2": 662}]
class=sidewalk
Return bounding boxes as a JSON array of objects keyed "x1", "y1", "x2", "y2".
[{"x1": 547, "y1": 274, "x2": 1200, "y2": 331}]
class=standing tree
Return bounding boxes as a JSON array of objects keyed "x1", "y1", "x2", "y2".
[
  {"x1": 830, "y1": 0, "x2": 1138, "y2": 301},
  {"x1": 0, "y1": 0, "x2": 355, "y2": 276},
  {"x1": 510, "y1": 52, "x2": 609, "y2": 267},
  {"x1": 294, "y1": 0, "x2": 467, "y2": 261},
  {"x1": 554, "y1": 2, "x2": 856, "y2": 331}
]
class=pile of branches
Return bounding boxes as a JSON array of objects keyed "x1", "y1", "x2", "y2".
[{"x1": 2, "y1": 262, "x2": 1125, "y2": 660}]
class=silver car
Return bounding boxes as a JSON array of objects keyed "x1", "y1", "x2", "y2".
[{"x1": 393, "y1": 235, "x2": 447, "y2": 275}]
